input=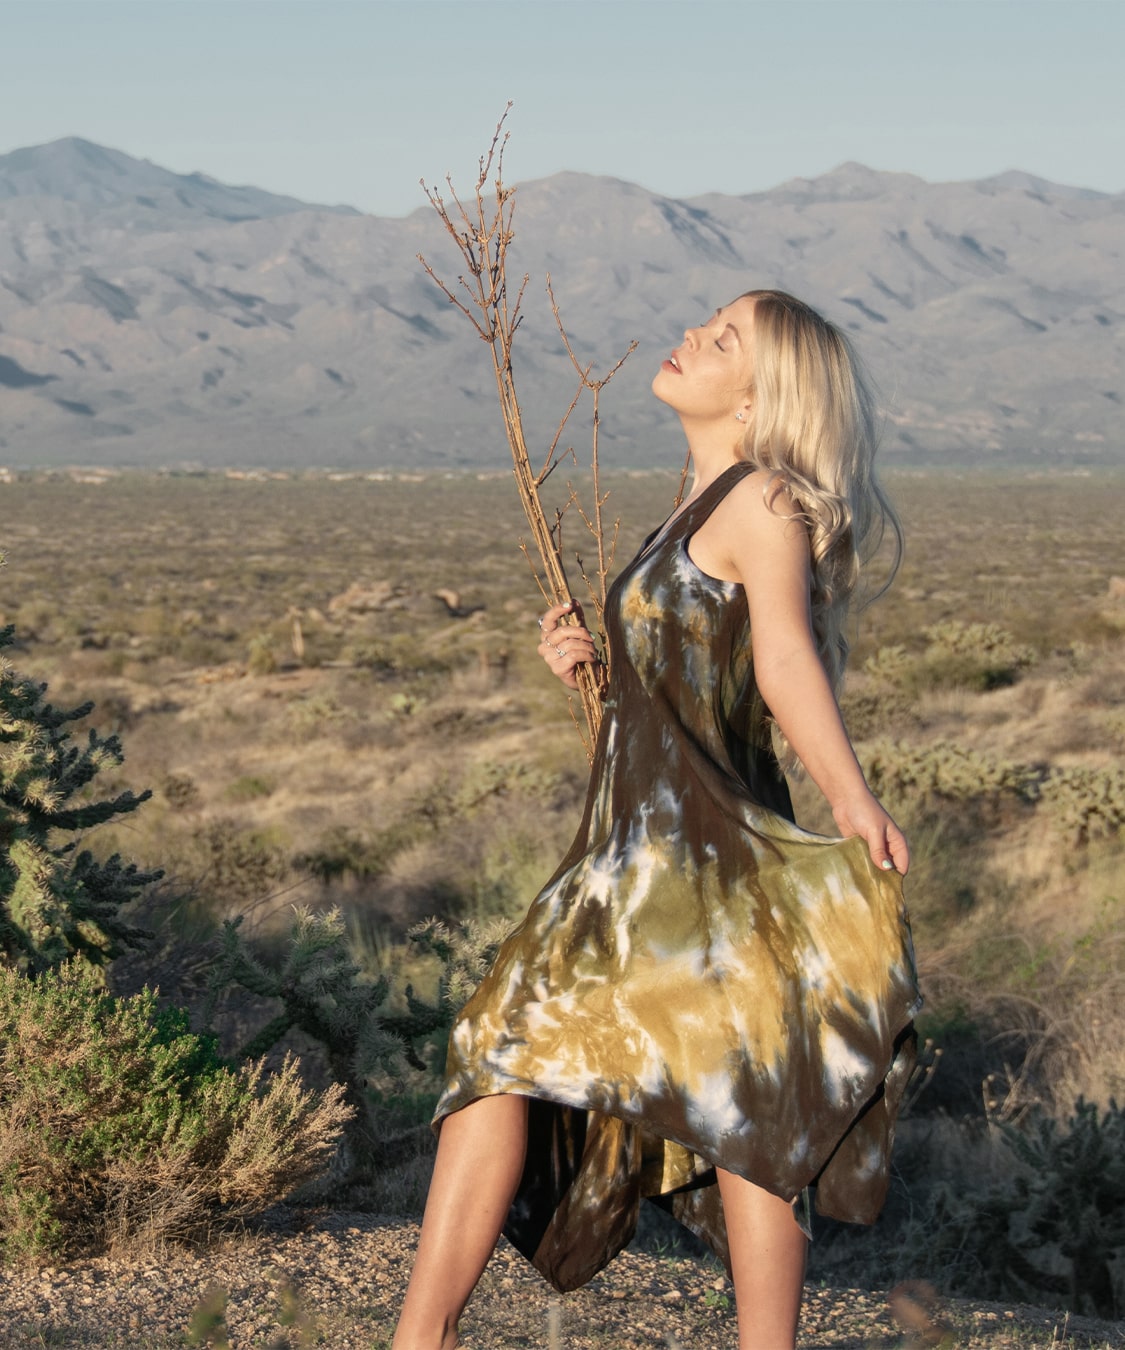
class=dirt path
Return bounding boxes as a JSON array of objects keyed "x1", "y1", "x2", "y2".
[{"x1": 0, "y1": 1212, "x2": 1120, "y2": 1349}]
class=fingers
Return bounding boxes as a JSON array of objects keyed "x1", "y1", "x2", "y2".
[
  {"x1": 536, "y1": 599, "x2": 599, "y2": 689},
  {"x1": 537, "y1": 629, "x2": 598, "y2": 675},
  {"x1": 538, "y1": 597, "x2": 584, "y2": 639},
  {"x1": 868, "y1": 821, "x2": 910, "y2": 877},
  {"x1": 834, "y1": 795, "x2": 909, "y2": 878},
  {"x1": 886, "y1": 823, "x2": 911, "y2": 876}
]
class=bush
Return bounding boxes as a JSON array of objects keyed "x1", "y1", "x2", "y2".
[
  {"x1": 0, "y1": 962, "x2": 351, "y2": 1261},
  {"x1": 862, "y1": 740, "x2": 1125, "y2": 846},
  {"x1": 194, "y1": 819, "x2": 290, "y2": 910},
  {"x1": 927, "y1": 1098, "x2": 1125, "y2": 1317},
  {"x1": 862, "y1": 621, "x2": 1037, "y2": 696}
]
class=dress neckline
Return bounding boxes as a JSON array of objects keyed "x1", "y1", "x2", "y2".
[{"x1": 637, "y1": 462, "x2": 757, "y2": 563}]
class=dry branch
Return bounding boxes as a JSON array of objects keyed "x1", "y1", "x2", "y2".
[{"x1": 418, "y1": 108, "x2": 636, "y2": 755}]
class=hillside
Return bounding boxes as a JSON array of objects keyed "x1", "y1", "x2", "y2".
[{"x1": 0, "y1": 139, "x2": 1122, "y2": 468}]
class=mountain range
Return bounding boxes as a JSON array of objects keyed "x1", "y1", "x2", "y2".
[{"x1": 1, "y1": 137, "x2": 1122, "y2": 469}]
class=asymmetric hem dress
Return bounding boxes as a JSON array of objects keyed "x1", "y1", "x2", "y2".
[{"x1": 434, "y1": 462, "x2": 921, "y2": 1294}]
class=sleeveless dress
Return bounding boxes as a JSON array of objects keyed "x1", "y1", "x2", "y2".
[{"x1": 434, "y1": 462, "x2": 921, "y2": 1294}]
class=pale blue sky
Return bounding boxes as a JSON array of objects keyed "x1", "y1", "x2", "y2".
[{"x1": 3, "y1": 0, "x2": 1123, "y2": 215}]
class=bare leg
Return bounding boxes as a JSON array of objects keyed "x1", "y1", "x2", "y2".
[
  {"x1": 716, "y1": 1169, "x2": 808, "y2": 1350},
  {"x1": 393, "y1": 1094, "x2": 529, "y2": 1350}
]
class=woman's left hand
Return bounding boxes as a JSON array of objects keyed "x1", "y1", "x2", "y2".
[{"x1": 831, "y1": 791, "x2": 910, "y2": 876}]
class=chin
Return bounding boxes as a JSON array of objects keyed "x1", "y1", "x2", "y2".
[{"x1": 651, "y1": 370, "x2": 674, "y2": 406}]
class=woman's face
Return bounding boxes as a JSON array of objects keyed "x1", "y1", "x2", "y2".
[{"x1": 651, "y1": 295, "x2": 757, "y2": 423}]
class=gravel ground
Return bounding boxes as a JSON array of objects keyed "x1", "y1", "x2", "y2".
[{"x1": 0, "y1": 1210, "x2": 1121, "y2": 1349}]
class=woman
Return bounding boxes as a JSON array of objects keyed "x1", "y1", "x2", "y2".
[{"x1": 393, "y1": 290, "x2": 921, "y2": 1350}]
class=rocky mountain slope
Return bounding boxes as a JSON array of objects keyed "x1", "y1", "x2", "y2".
[{"x1": 0, "y1": 138, "x2": 1121, "y2": 468}]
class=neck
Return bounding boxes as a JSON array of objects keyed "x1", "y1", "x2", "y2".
[{"x1": 678, "y1": 418, "x2": 744, "y2": 498}]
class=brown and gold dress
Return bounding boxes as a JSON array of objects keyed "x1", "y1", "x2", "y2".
[{"x1": 434, "y1": 461, "x2": 921, "y2": 1293}]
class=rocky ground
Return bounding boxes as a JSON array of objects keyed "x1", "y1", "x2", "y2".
[{"x1": 0, "y1": 1211, "x2": 1120, "y2": 1350}]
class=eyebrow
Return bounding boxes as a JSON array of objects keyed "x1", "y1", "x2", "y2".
[{"x1": 714, "y1": 308, "x2": 741, "y2": 343}]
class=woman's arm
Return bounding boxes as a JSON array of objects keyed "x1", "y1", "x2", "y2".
[{"x1": 698, "y1": 476, "x2": 910, "y2": 874}]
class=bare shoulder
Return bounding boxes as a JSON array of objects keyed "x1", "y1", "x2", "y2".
[
  {"x1": 711, "y1": 470, "x2": 809, "y2": 546},
  {"x1": 689, "y1": 468, "x2": 809, "y2": 586}
]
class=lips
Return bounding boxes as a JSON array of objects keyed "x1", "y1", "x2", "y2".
[{"x1": 662, "y1": 353, "x2": 682, "y2": 374}]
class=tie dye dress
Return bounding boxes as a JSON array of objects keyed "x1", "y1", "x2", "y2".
[{"x1": 435, "y1": 461, "x2": 921, "y2": 1293}]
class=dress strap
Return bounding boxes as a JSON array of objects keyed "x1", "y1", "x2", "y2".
[
  {"x1": 671, "y1": 461, "x2": 760, "y2": 534},
  {"x1": 635, "y1": 462, "x2": 760, "y2": 564}
]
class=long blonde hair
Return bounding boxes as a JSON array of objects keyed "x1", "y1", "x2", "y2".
[{"x1": 736, "y1": 289, "x2": 902, "y2": 692}]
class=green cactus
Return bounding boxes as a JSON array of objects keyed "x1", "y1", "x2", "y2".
[{"x1": 0, "y1": 625, "x2": 162, "y2": 971}]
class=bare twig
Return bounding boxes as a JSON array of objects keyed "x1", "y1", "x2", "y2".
[
  {"x1": 673, "y1": 449, "x2": 692, "y2": 508},
  {"x1": 418, "y1": 109, "x2": 636, "y2": 754}
]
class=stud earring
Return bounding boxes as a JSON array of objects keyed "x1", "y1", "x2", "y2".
[{"x1": 735, "y1": 412, "x2": 744, "y2": 422}]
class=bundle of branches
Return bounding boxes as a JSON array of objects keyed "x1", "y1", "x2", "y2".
[{"x1": 419, "y1": 109, "x2": 659, "y2": 755}]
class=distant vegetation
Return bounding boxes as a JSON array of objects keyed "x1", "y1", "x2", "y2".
[{"x1": 1, "y1": 467, "x2": 1124, "y2": 1313}]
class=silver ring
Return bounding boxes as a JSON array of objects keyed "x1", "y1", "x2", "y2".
[
  {"x1": 537, "y1": 615, "x2": 544, "y2": 628},
  {"x1": 553, "y1": 643, "x2": 564, "y2": 656}
]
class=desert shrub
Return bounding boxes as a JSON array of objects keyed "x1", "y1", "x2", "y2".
[
  {"x1": 861, "y1": 643, "x2": 914, "y2": 684},
  {"x1": 203, "y1": 907, "x2": 507, "y2": 1186},
  {"x1": 408, "y1": 915, "x2": 508, "y2": 1012},
  {"x1": 0, "y1": 962, "x2": 350, "y2": 1261},
  {"x1": 224, "y1": 774, "x2": 275, "y2": 803},
  {"x1": 388, "y1": 690, "x2": 424, "y2": 718},
  {"x1": 295, "y1": 761, "x2": 565, "y2": 894},
  {"x1": 286, "y1": 692, "x2": 353, "y2": 739},
  {"x1": 926, "y1": 1098, "x2": 1125, "y2": 1317},
  {"x1": 194, "y1": 819, "x2": 290, "y2": 911},
  {"x1": 246, "y1": 634, "x2": 277, "y2": 676},
  {"x1": 863, "y1": 739, "x2": 1125, "y2": 849},
  {"x1": 840, "y1": 681, "x2": 918, "y2": 742},
  {"x1": 453, "y1": 758, "x2": 565, "y2": 813},
  {"x1": 296, "y1": 823, "x2": 416, "y2": 884},
  {"x1": 162, "y1": 770, "x2": 201, "y2": 810},
  {"x1": 342, "y1": 637, "x2": 396, "y2": 673},
  {"x1": 1040, "y1": 764, "x2": 1125, "y2": 845},
  {"x1": 204, "y1": 907, "x2": 455, "y2": 1080},
  {"x1": 862, "y1": 739, "x2": 1041, "y2": 811},
  {"x1": 0, "y1": 625, "x2": 161, "y2": 971},
  {"x1": 919, "y1": 620, "x2": 1037, "y2": 690},
  {"x1": 862, "y1": 621, "x2": 1037, "y2": 697}
]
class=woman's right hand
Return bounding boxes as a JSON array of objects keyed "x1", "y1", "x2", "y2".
[
  {"x1": 831, "y1": 790, "x2": 911, "y2": 876},
  {"x1": 537, "y1": 599, "x2": 600, "y2": 691}
]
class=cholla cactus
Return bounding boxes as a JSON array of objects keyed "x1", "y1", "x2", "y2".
[
  {"x1": 1041, "y1": 765, "x2": 1125, "y2": 845},
  {"x1": 408, "y1": 914, "x2": 511, "y2": 1010},
  {"x1": 862, "y1": 739, "x2": 1042, "y2": 807},
  {"x1": 204, "y1": 906, "x2": 448, "y2": 1086},
  {"x1": 862, "y1": 622, "x2": 1037, "y2": 695},
  {"x1": 933, "y1": 1098, "x2": 1125, "y2": 1317},
  {"x1": 862, "y1": 738, "x2": 1125, "y2": 849},
  {"x1": 203, "y1": 906, "x2": 510, "y2": 1182},
  {"x1": 0, "y1": 625, "x2": 161, "y2": 971}
]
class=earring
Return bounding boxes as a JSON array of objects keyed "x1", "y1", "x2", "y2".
[{"x1": 735, "y1": 412, "x2": 744, "y2": 422}]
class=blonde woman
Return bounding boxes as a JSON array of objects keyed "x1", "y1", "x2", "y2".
[{"x1": 394, "y1": 290, "x2": 920, "y2": 1350}]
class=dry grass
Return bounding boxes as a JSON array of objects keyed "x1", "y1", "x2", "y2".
[{"x1": 2, "y1": 465, "x2": 1125, "y2": 1305}]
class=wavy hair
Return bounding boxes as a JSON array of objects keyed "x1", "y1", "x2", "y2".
[{"x1": 736, "y1": 289, "x2": 902, "y2": 693}]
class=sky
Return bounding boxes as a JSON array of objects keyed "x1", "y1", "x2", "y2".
[{"x1": 2, "y1": 0, "x2": 1123, "y2": 217}]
